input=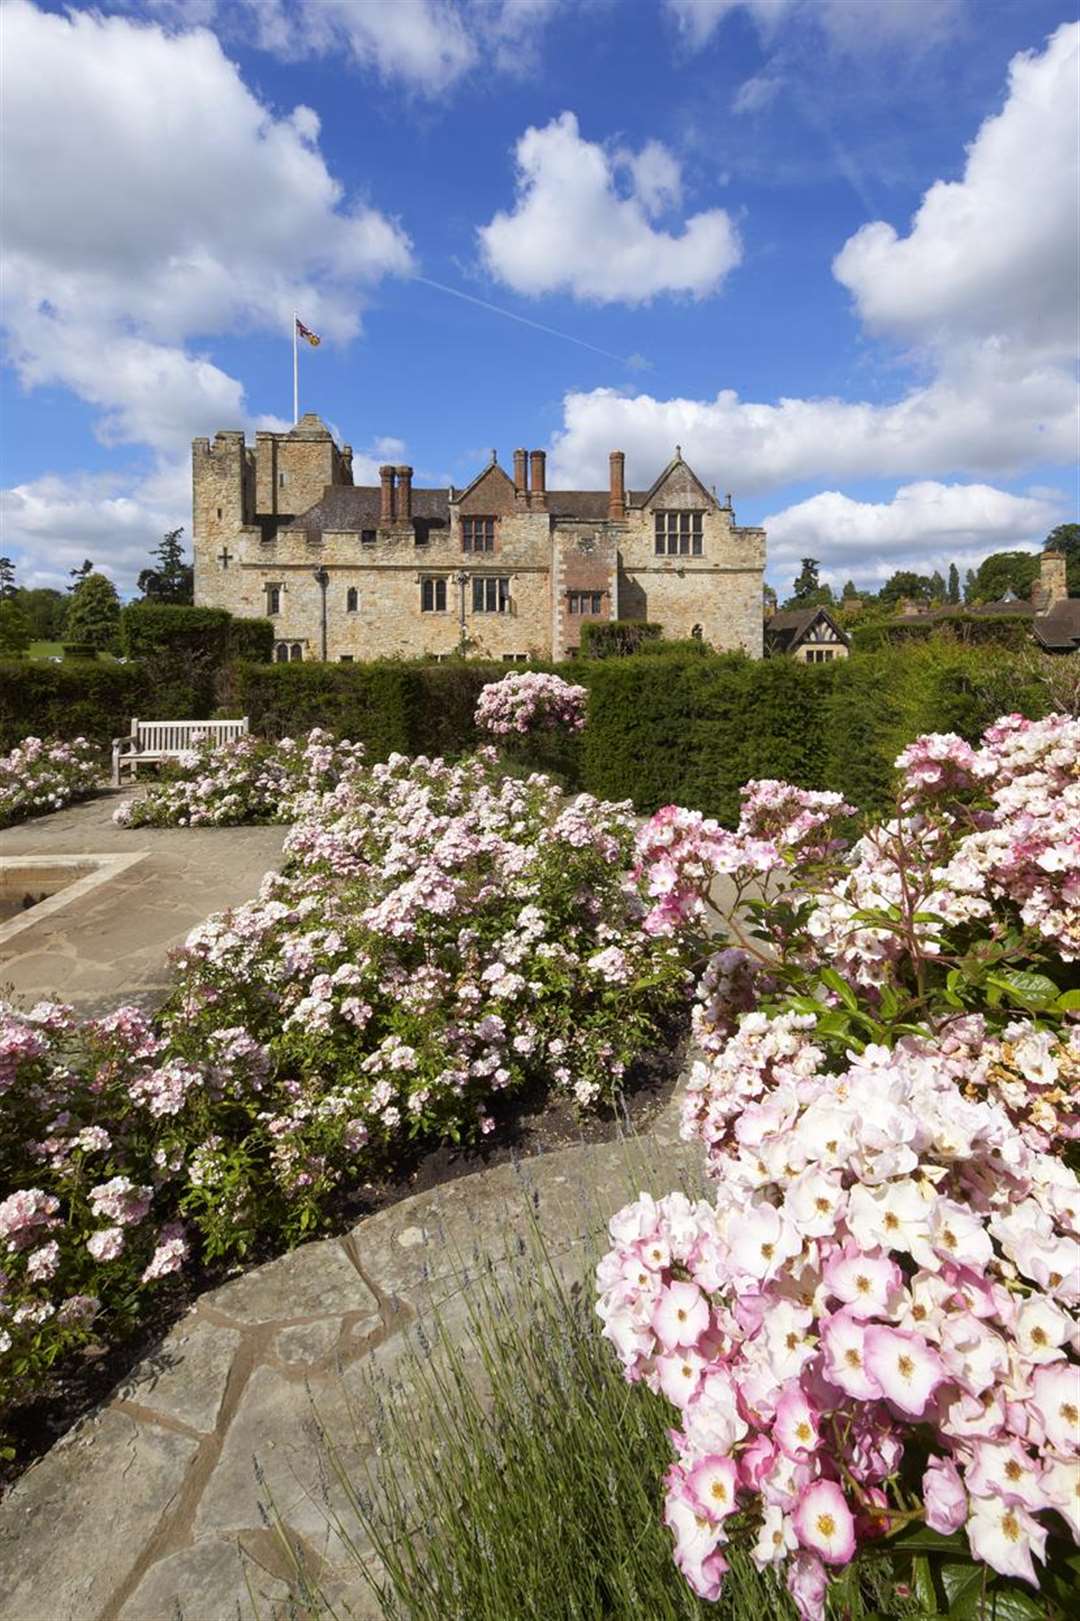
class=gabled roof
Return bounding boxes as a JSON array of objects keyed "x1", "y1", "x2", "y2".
[
  {"x1": 765, "y1": 607, "x2": 851, "y2": 651},
  {"x1": 638, "y1": 451, "x2": 716, "y2": 510}
]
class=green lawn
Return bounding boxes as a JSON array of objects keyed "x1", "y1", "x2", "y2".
[{"x1": 27, "y1": 642, "x2": 119, "y2": 661}]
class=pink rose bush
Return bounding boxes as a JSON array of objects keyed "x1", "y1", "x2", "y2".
[
  {"x1": 2, "y1": 748, "x2": 689, "y2": 1434},
  {"x1": 114, "y1": 728, "x2": 365, "y2": 827},
  {"x1": 474, "y1": 671, "x2": 588, "y2": 737},
  {"x1": 0, "y1": 735, "x2": 99, "y2": 827},
  {"x1": 599, "y1": 713, "x2": 1080, "y2": 1616}
]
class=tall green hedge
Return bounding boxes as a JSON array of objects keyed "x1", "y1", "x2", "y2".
[
  {"x1": 0, "y1": 661, "x2": 151, "y2": 755},
  {"x1": 120, "y1": 603, "x2": 273, "y2": 716},
  {"x1": 851, "y1": 614, "x2": 1034, "y2": 652}
]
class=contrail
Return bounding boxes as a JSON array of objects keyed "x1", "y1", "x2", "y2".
[{"x1": 409, "y1": 274, "x2": 644, "y2": 369}]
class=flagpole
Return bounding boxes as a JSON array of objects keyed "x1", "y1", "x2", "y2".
[{"x1": 292, "y1": 313, "x2": 299, "y2": 424}]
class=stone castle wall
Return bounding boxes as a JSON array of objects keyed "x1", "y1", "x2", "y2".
[{"x1": 193, "y1": 421, "x2": 767, "y2": 663}]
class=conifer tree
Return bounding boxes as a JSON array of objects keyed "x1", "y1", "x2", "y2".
[{"x1": 66, "y1": 572, "x2": 121, "y2": 651}]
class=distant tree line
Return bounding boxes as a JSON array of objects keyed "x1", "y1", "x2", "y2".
[
  {"x1": 0, "y1": 528, "x2": 194, "y2": 657},
  {"x1": 779, "y1": 524, "x2": 1079, "y2": 619}
]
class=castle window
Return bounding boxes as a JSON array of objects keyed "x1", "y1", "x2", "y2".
[
  {"x1": 473, "y1": 576, "x2": 510, "y2": 613},
  {"x1": 278, "y1": 471, "x2": 288, "y2": 488},
  {"x1": 421, "y1": 577, "x2": 447, "y2": 612},
  {"x1": 266, "y1": 582, "x2": 282, "y2": 615},
  {"x1": 289, "y1": 642, "x2": 303, "y2": 661},
  {"x1": 654, "y1": 512, "x2": 703, "y2": 557},
  {"x1": 361, "y1": 529, "x2": 376, "y2": 545},
  {"x1": 568, "y1": 591, "x2": 603, "y2": 615},
  {"x1": 340, "y1": 655, "x2": 354, "y2": 663},
  {"x1": 346, "y1": 587, "x2": 359, "y2": 612},
  {"x1": 274, "y1": 642, "x2": 288, "y2": 663},
  {"x1": 502, "y1": 653, "x2": 529, "y2": 662},
  {"x1": 462, "y1": 516, "x2": 495, "y2": 553},
  {"x1": 217, "y1": 507, "x2": 223, "y2": 520}
]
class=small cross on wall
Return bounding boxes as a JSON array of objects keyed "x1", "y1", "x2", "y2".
[{"x1": 218, "y1": 547, "x2": 233, "y2": 569}]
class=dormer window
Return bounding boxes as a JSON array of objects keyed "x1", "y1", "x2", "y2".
[
  {"x1": 655, "y1": 512, "x2": 703, "y2": 556},
  {"x1": 462, "y1": 516, "x2": 495, "y2": 553}
]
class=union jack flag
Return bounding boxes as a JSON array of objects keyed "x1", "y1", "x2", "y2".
[{"x1": 295, "y1": 317, "x2": 321, "y2": 347}]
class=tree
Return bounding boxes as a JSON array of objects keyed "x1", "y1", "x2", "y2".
[
  {"x1": 928, "y1": 570, "x2": 946, "y2": 603},
  {"x1": 1044, "y1": 523, "x2": 1080, "y2": 595},
  {"x1": 947, "y1": 563, "x2": 961, "y2": 604},
  {"x1": 13, "y1": 587, "x2": 66, "y2": 641},
  {"x1": 964, "y1": 568, "x2": 977, "y2": 603},
  {"x1": 69, "y1": 558, "x2": 95, "y2": 592},
  {"x1": 783, "y1": 558, "x2": 834, "y2": 610},
  {"x1": 966, "y1": 550, "x2": 1040, "y2": 605},
  {"x1": 0, "y1": 599, "x2": 31, "y2": 657},
  {"x1": 66, "y1": 572, "x2": 121, "y2": 651},
  {"x1": 138, "y1": 527, "x2": 193, "y2": 604},
  {"x1": 840, "y1": 580, "x2": 859, "y2": 600},
  {"x1": 0, "y1": 557, "x2": 16, "y2": 599},
  {"x1": 879, "y1": 570, "x2": 933, "y2": 607}
]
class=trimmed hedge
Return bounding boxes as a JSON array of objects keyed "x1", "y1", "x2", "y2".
[
  {"x1": 0, "y1": 661, "x2": 151, "y2": 755},
  {"x1": 0, "y1": 639, "x2": 1052, "y2": 819},
  {"x1": 119, "y1": 603, "x2": 274, "y2": 717},
  {"x1": 851, "y1": 614, "x2": 1034, "y2": 652}
]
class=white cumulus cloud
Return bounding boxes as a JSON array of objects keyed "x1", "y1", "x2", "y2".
[
  {"x1": 833, "y1": 21, "x2": 1079, "y2": 364},
  {"x1": 762, "y1": 481, "x2": 1067, "y2": 589},
  {"x1": 548, "y1": 26, "x2": 1078, "y2": 539},
  {"x1": 1, "y1": 1, "x2": 413, "y2": 457},
  {"x1": 478, "y1": 112, "x2": 741, "y2": 303}
]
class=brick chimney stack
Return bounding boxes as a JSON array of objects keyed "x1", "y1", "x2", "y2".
[
  {"x1": 379, "y1": 466, "x2": 395, "y2": 525},
  {"x1": 529, "y1": 449, "x2": 547, "y2": 510},
  {"x1": 1033, "y1": 549, "x2": 1067, "y2": 612},
  {"x1": 396, "y1": 466, "x2": 413, "y2": 521},
  {"x1": 513, "y1": 447, "x2": 528, "y2": 494},
  {"x1": 608, "y1": 450, "x2": 626, "y2": 521}
]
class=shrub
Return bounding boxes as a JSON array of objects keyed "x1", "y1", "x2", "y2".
[
  {"x1": 598, "y1": 713, "x2": 1080, "y2": 1618},
  {"x1": 0, "y1": 753, "x2": 690, "y2": 1432},
  {"x1": 0, "y1": 737, "x2": 100, "y2": 827},
  {"x1": 581, "y1": 620, "x2": 663, "y2": 657},
  {"x1": 475, "y1": 671, "x2": 588, "y2": 737},
  {"x1": 0, "y1": 661, "x2": 149, "y2": 753},
  {"x1": 61, "y1": 643, "x2": 97, "y2": 661},
  {"x1": 851, "y1": 614, "x2": 1034, "y2": 652},
  {"x1": 115, "y1": 729, "x2": 366, "y2": 828},
  {"x1": 226, "y1": 616, "x2": 274, "y2": 663}
]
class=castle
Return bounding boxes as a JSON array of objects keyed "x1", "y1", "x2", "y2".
[{"x1": 192, "y1": 414, "x2": 767, "y2": 662}]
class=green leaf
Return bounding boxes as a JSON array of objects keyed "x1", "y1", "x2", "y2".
[
  {"x1": 819, "y1": 967, "x2": 858, "y2": 1010},
  {"x1": 877, "y1": 983, "x2": 901, "y2": 1020},
  {"x1": 938, "y1": 1560, "x2": 984, "y2": 1615},
  {"x1": 985, "y1": 968, "x2": 1061, "y2": 1010},
  {"x1": 910, "y1": 1553, "x2": 939, "y2": 1612},
  {"x1": 887, "y1": 1526, "x2": 968, "y2": 1556},
  {"x1": 1054, "y1": 989, "x2": 1080, "y2": 1012}
]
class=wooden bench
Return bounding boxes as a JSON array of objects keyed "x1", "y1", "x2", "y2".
[{"x1": 111, "y1": 718, "x2": 249, "y2": 787}]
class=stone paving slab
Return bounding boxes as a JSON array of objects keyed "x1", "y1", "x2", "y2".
[
  {"x1": 0, "y1": 795, "x2": 286, "y2": 1016},
  {"x1": 0, "y1": 1132, "x2": 705, "y2": 1621}
]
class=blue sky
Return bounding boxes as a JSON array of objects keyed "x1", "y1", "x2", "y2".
[{"x1": 1, "y1": 0, "x2": 1077, "y2": 597}]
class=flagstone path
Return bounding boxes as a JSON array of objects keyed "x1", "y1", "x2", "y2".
[
  {"x1": 0, "y1": 1119, "x2": 703, "y2": 1621},
  {"x1": 0, "y1": 794, "x2": 286, "y2": 1016}
]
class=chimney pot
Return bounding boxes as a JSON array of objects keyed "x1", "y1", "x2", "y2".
[
  {"x1": 379, "y1": 465, "x2": 395, "y2": 525},
  {"x1": 529, "y1": 449, "x2": 547, "y2": 510},
  {"x1": 608, "y1": 449, "x2": 626, "y2": 522},
  {"x1": 396, "y1": 465, "x2": 413, "y2": 522},
  {"x1": 513, "y1": 447, "x2": 528, "y2": 494}
]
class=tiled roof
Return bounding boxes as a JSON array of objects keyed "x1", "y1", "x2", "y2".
[{"x1": 1032, "y1": 599, "x2": 1080, "y2": 651}]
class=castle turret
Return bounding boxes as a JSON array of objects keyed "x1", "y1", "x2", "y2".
[{"x1": 192, "y1": 430, "x2": 251, "y2": 603}]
